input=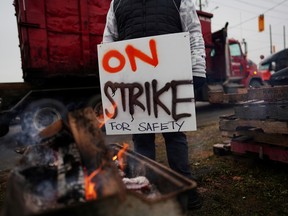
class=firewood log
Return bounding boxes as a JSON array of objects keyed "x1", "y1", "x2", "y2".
[{"x1": 68, "y1": 107, "x2": 125, "y2": 199}]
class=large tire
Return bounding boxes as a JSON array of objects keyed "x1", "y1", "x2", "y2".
[
  {"x1": 87, "y1": 95, "x2": 104, "y2": 122},
  {"x1": 0, "y1": 115, "x2": 9, "y2": 137},
  {"x1": 21, "y1": 99, "x2": 67, "y2": 136},
  {"x1": 0, "y1": 124, "x2": 9, "y2": 137},
  {"x1": 249, "y1": 80, "x2": 262, "y2": 88},
  {"x1": 86, "y1": 95, "x2": 106, "y2": 129}
]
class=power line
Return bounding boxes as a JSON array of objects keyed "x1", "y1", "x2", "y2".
[
  {"x1": 209, "y1": 0, "x2": 288, "y2": 22},
  {"x1": 263, "y1": 0, "x2": 288, "y2": 13},
  {"x1": 233, "y1": 0, "x2": 288, "y2": 13},
  {"x1": 229, "y1": 0, "x2": 288, "y2": 29}
]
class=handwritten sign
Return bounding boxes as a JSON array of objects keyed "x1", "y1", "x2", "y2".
[{"x1": 97, "y1": 32, "x2": 196, "y2": 135}]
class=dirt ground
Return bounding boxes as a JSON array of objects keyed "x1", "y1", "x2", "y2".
[
  {"x1": 155, "y1": 121, "x2": 288, "y2": 216},
  {"x1": 1, "y1": 121, "x2": 288, "y2": 215}
]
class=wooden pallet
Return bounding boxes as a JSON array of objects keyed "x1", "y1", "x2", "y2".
[
  {"x1": 210, "y1": 85, "x2": 288, "y2": 104},
  {"x1": 219, "y1": 115, "x2": 288, "y2": 136},
  {"x1": 234, "y1": 100, "x2": 288, "y2": 121},
  {"x1": 230, "y1": 137, "x2": 288, "y2": 164},
  {"x1": 217, "y1": 86, "x2": 288, "y2": 163}
]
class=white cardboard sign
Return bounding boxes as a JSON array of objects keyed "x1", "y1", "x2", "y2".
[{"x1": 97, "y1": 32, "x2": 196, "y2": 135}]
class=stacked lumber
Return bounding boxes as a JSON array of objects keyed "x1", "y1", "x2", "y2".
[
  {"x1": 209, "y1": 85, "x2": 288, "y2": 104},
  {"x1": 218, "y1": 86, "x2": 288, "y2": 163}
]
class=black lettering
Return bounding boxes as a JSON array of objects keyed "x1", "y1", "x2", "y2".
[
  {"x1": 138, "y1": 122, "x2": 146, "y2": 132},
  {"x1": 108, "y1": 121, "x2": 131, "y2": 131},
  {"x1": 160, "y1": 122, "x2": 169, "y2": 130},
  {"x1": 171, "y1": 80, "x2": 193, "y2": 121},
  {"x1": 119, "y1": 83, "x2": 127, "y2": 112},
  {"x1": 104, "y1": 79, "x2": 193, "y2": 122},
  {"x1": 128, "y1": 83, "x2": 145, "y2": 116},
  {"x1": 152, "y1": 79, "x2": 171, "y2": 118},
  {"x1": 145, "y1": 82, "x2": 151, "y2": 116},
  {"x1": 146, "y1": 122, "x2": 153, "y2": 131},
  {"x1": 152, "y1": 122, "x2": 160, "y2": 130},
  {"x1": 104, "y1": 81, "x2": 118, "y2": 118},
  {"x1": 175, "y1": 121, "x2": 185, "y2": 131},
  {"x1": 122, "y1": 122, "x2": 131, "y2": 131}
]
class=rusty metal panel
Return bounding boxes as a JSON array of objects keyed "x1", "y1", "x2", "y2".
[{"x1": 14, "y1": 0, "x2": 111, "y2": 81}]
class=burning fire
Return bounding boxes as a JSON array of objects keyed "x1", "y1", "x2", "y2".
[
  {"x1": 113, "y1": 143, "x2": 129, "y2": 171},
  {"x1": 84, "y1": 143, "x2": 128, "y2": 201},
  {"x1": 84, "y1": 167, "x2": 101, "y2": 200},
  {"x1": 98, "y1": 103, "x2": 117, "y2": 129}
]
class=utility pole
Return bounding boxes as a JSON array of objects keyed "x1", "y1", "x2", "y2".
[
  {"x1": 270, "y1": 24, "x2": 273, "y2": 54},
  {"x1": 199, "y1": 0, "x2": 202, "y2": 11},
  {"x1": 284, "y1": 26, "x2": 286, "y2": 49}
]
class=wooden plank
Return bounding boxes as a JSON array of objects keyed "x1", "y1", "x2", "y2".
[
  {"x1": 247, "y1": 85, "x2": 288, "y2": 101},
  {"x1": 231, "y1": 139, "x2": 288, "y2": 164},
  {"x1": 236, "y1": 130, "x2": 288, "y2": 147},
  {"x1": 219, "y1": 115, "x2": 288, "y2": 135},
  {"x1": 213, "y1": 86, "x2": 288, "y2": 104},
  {"x1": 234, "y1": 101, "x2": 288, "y2": 120}
]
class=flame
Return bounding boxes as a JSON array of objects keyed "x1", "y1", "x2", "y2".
[
  {"x1": 117, "y1": 143, "x2": 129, "y2": 171},
  {"x1": 98, "y1": 103, "x2": 117, "y2": 129},
  {"x1": 84, "y1": 167, "x2": 101, "y2": 200}
]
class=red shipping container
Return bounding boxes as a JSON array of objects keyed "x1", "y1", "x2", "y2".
[{"x1": 14, "y1": 0, "x2": 111, "y2": 82}]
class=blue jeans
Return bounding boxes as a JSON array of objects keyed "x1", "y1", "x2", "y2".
[{"x1": 132, "y1": 132, "x2": 192, "y2": 178}]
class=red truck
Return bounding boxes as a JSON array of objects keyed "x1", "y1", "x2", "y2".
[
  {"x1": 196, "y1": 11, "x2": 262, "y2": 101},
  {"x1": 0, "y1": 1, "x2": 262, "y2": 137}
]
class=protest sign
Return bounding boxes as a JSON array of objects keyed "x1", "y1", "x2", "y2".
[{"x1": 97, "y1": 32, "x2": 196, "y2": 135}]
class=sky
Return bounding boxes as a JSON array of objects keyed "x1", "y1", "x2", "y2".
[{"x1": 0, "y1": 0, "x2": 288, "y2": 83}]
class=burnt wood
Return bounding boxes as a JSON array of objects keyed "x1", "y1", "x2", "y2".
[
  {"x1": 68, "y1": 107, "x2": 109, "y2": 172},
  {"x1": 68, "y1": 107, "x2": 125, "y2": 199}
]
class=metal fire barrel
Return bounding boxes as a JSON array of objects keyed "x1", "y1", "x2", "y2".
[{"x1": 2, "y1": 143, "x2": 196, "y2": 216}]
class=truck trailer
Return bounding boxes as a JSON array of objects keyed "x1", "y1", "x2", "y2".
[{"x1": 0, "y1": 1, "x2": 263, "y2": 137}]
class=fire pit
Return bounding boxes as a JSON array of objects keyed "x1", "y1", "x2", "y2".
[{"x1": 1, "y1": 108, "x2": 196, "y2": 216}]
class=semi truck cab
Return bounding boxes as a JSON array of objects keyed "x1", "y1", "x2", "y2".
[
  {"x1": 197, "y1": 10, "x2": 262, "y2": 100},
  {"x1": 259, "y1": 48, "x2": 288, "y2": 82}
]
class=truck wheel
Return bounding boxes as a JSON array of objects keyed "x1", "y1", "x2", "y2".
[
  {"x1": 21, "y1": 99, "x2": 67, "y2": 136},
  {"x1": 86, "y1": 95, "x2": 105, "y2": 127},
  {"x1": 0, "y1": 124, "x2": 9, "y2": 137},
  {"x1": 0, "y1": 115, "x2": 9, "y2": 137},
  {"x1": 249, "y1": 80, "x2": 262, "y2": 88}
]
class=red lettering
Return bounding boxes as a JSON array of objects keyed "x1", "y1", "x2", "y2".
[
  {"x1": 102, "y1": 50, "x2": 125, "y2": 73},
  {"x1": 125, "y1": 39, "x2": 159, "y2": 72}
]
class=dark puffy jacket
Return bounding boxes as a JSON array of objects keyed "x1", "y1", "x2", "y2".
[{"x1": 114, "y1": 0, "x2": 182, "y2": 40}]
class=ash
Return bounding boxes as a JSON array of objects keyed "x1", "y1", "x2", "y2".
[{"x1": 114, "y1": 159, "x2": 161, "y2": 199}]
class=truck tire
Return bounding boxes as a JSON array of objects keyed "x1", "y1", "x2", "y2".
[
  {"x1": 21, "y1": 99, "x2": 67, "y2": 136},
  {"x1": 0, "y1": 115, "x2": 9, "y2": 137},
  {"x1": 0, "y1": 124, "x2": 9, "y2": 137},
  {"x1": 249, "y1": 80, "x2": 262, "y2": 88},
  {"x1": 86, "y1": 95, "x2": 105, "y2": 128}
]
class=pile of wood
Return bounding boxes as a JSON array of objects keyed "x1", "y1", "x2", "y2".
[
  {"x1": 2, "y1": 107, "x2": 196, "y2": 216},
  {"x1": 2, "y1": 107, "x2": 125, "y2": 216},
  {"x1": 217, "y1": 85, "x2": 288, "y2": 163}
]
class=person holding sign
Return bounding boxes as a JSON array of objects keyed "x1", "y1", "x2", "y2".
[{"x1": 102, "y1": 0, "x2": 206, "y2": 210}]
